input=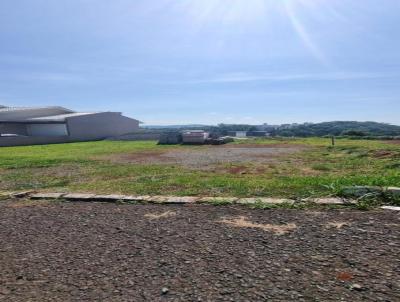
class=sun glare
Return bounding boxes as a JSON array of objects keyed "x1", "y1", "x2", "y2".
[{"x1": 174, "y1": 0, "x2": 335, "y2": 64}]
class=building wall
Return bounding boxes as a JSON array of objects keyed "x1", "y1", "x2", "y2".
[
  {"x1": 0, "y1": 123, "x2": 28, "y2": 135},
  {"x1": 0, "y1": 136, "x2": 70, "y2": 147},
  {"x1": 66, "y1": 112, "x2": 140, "y2": 140},
  {"x1": 27, "y1": 124, "x2": 68, "y2": 137},
  {"x1": 106, "y1": 132, "x2": 161, "y2": 141}
]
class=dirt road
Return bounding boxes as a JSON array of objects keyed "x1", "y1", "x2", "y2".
[{"x1": 0, "y1": 200, "x2": 399, "y2": 301}]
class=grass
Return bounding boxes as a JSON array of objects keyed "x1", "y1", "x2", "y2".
[{"x1": 0, "y1": 138, "x2": 399, "y2": 199}]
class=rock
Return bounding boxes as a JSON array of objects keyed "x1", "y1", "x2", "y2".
[
  {"x1": 385, "y1": 187, "x2": 400, "y2": 197},
  {"x1": 161, "y1": 287, "x2": 169, "y2": 295},
  {"x1": 30, "y1": 193, "x2": 65, "y2": 200},
  {"x1": 197, "y1": 197, "x2": 238, "y2": 204},
  {"x1": 350, "y1": 284, "x2": 364, "y2": 291},
  {"x1": 127, "y1": 196, "x2": 153, "y2": 202},
  {"x1": 147, "y1": 196, "x2": 168, "y2": 203},
  {"x1": 236, "y1": 198, "x2": 294, "y2": 205},
  {"x1": 63, "y1": 193, "x2": 97, "y2": 201},
  {"x1": 341, "y1": 186, "x2": 383, "y2": 198},
  {"x1": 381, "y1": 206, "x2": 400, "y2": 211},
  {"x1": 10, "y1": 191, "x2": 35, "y2": 198},
  {"x1": 308, "y1": 198, "x2": 343, "y2": 204},
  {"x1": 163, "y1": 196, "x2": 199, "y2": 204},
  {"x1": 92, "y1": 195, "x2": 127, "y2": 202}
]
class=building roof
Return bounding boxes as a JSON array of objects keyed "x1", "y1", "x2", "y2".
[
  {"x1": 0, "y1": 105, "x2": 140, "y2": 124},
  {"x1": 0, "y1": 106, "x2": 73, "y2": 113},
  {"x1": 0, "y1": 106, "x2": 74, "y2": 121},
  {"x1": 28, "y1": 112, "x2": 99, "y2": 122}
]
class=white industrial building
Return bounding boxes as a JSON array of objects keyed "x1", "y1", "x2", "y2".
[{"x1": 0, "y1": 105, "x2": 140, "y2": 146}]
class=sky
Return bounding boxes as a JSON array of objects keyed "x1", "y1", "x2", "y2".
[{"x1": 0, "y1": 0, "x2": 399, "y2": 125}]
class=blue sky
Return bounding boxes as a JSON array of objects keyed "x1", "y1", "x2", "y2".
[{"x1": 0, "y1": 0, "x2": 399, "y2": 125}]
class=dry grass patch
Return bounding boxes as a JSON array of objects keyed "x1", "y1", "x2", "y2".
[
  {"x1": 326, "y1": 221, "x2": 352, "y2": 229},
  {"x1": 144, "y1": 211, "x2": 177, "y2": 220},
  {"x1": 219, "y1": 216, "x2": 297, "y2": 235}
]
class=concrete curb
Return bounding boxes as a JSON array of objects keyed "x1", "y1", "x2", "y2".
[{"x1": 1, "y1": 191, "x2": 361, "y2": 206}]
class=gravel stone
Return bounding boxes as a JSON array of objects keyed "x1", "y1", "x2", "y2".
[{"x1": 0, "y1": 201, "x2": 399, "y2": 301}]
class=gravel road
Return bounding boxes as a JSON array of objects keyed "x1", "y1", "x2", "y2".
[{"x1": 0, "y1": 200, "x2": 399, "y2": 301}]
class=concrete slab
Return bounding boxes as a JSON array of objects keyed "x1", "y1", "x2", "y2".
[
  {"x1": 63, "y1": 193, "x2": 97, "y2": 201},
  {"x1": 0, "y1": 192, "x2": 13, "y2": 199},
  {"x1": 236, "y1": 198, "x2": 294, "y2": 205},
  {"x1": 197, "y1": 197, "x2": 238, "y2": 204},
  {"x1": 381, "y1": 206, "x2": 400, "y2": 211},
  {"x1": 10, "y1": 191, "x2": 35, "y2": 198},
  {"x1": 30, "y1": 193, "x2": 65, "y2": 200},
  {"x1": 123, "y1": 196, "x2": 153, "y2": 202},
  {"x1": 93, "y1": 195, "x2": 128, "y2": 202},
  {"x1": 310, "y1": 198, "x2": 356, "y2": 205},
  {"x1": 147, "y1": 196, "x2": 169, "y2": 203},
  {"x1": 163, "y1": 196, "x2": 199, "y2": 204}
]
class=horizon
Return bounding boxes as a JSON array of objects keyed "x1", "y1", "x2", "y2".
[
  {"x1": 142, "y1": 120, "x2": 400, "y2": 127},
  {"x1": 1, "y1": 0, "x2": 399, "y2": 125}
]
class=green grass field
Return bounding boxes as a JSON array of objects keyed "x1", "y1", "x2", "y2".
[{"x1": 0, "y1": 138, "x2": 399, "y2": 198}]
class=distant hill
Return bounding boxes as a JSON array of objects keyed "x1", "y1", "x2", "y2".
[{"x1": 273, "y1": 121, "x2": 400, "y2": 137}]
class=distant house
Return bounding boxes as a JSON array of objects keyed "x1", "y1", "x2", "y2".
[
  {"x1": 227, "y1": 131, "x2": 268, "y2": 138},
  {"x1": 181, "y1": 130, "x2": 209, "y2": 144},
  {"x1": 0, "y1": 106, "x2": 140, "y2": 146}
]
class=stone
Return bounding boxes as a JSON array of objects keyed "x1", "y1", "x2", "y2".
[
  {"x1": 93, "y1": 195, "x2": 127, "y2": 202},
  {"x1": 381, "y1": 206, "x2": 400, "y2": 211},
  {"x1": 127, "y1": 196, "x2": 153, "y2": 202},
  {"x1": 30, "y1": 193, "x2": 65, "y2": 200},
  {"x1": 63, "y1": 193, "x2": 97, "y2": 201},
  {"x1": 11, "y1": 191, "x2": 35, "y2": 198},
  {"x1": 163, "y1": 196, "x2": 199, "y2": 204},
  {"x1": 161, "y1": 287, "x2": 169, "y2": 295},
  {"x1": 0, "y1": 192, "x2": 12, "y2": 200},
  {"x1": 385, "y1": 187, "x2": 400, "y2": 197},
  {"x1": 236, "y1": 198, "x2": 294, "y2": 205},
  {"x1": 350, "y1": 284, "x2": 364, "y2": 291},
  {"x1": 341, "y1": 186, "x2": 383, "y2": 198},
  {"x1": 197, "y1": 197, "x2": 238, "y2": 204},
  {"x1": 147, "y1": 196, "x2": 168, "y2": 203},
  {"x1": 310, "y1": 198, "x2": 356, "y2": 205}
]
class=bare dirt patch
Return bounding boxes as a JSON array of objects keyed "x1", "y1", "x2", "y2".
[
  {"x1": 384, "y1": 140, "x2": 400, "y2": 145},
  {"x1": 110, "y1": 145, "x2": 305, "y2": 169},
  {"x1": 370, "y1": 150, "x2": 398, "y2": 159},
  {"x1": 326, "y1": 221, "x2": 352, "y2": 229},
  {"x1": 144, "y1": 211, "x2": 177, "y2": 220},
  {"x1": 219, "y1": 216, "x2": 297, "y2": 235}
]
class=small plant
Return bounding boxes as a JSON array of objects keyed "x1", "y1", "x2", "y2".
[
  {"x1": 208, "y1": 199, "x2": 234, "y2": 206},
  {"x1": 354, "y1": 193, "x2": 383, "y2": 210},
  {"x1": 312, "y1": 164, "x2": 331, "y2": 171}
]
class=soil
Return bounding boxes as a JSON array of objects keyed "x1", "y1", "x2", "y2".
[
  {"x1": 385, "y1": 140, "x2": 400, "y2": 145},
  {"x1": 112, "y1": 145, "x2": 305, "y2": 169},
  {"x1": 0, "y1": 200, "x2": 399, "y2": 301},
  {"x1": 371, "y1": 150, "x2": 398, "y2": 159}
]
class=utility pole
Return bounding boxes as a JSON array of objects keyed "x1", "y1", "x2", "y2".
[{"x1": 331, "y1": 136, "x2": 335, "y2": 146}]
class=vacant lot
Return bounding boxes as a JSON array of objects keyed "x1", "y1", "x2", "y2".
[
  {"x1": 0, "y1": 200, "x2": 399, "y2": 301},
  {"x1": 0, "y1": 138, "x2": 399, "y2": 198}
]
